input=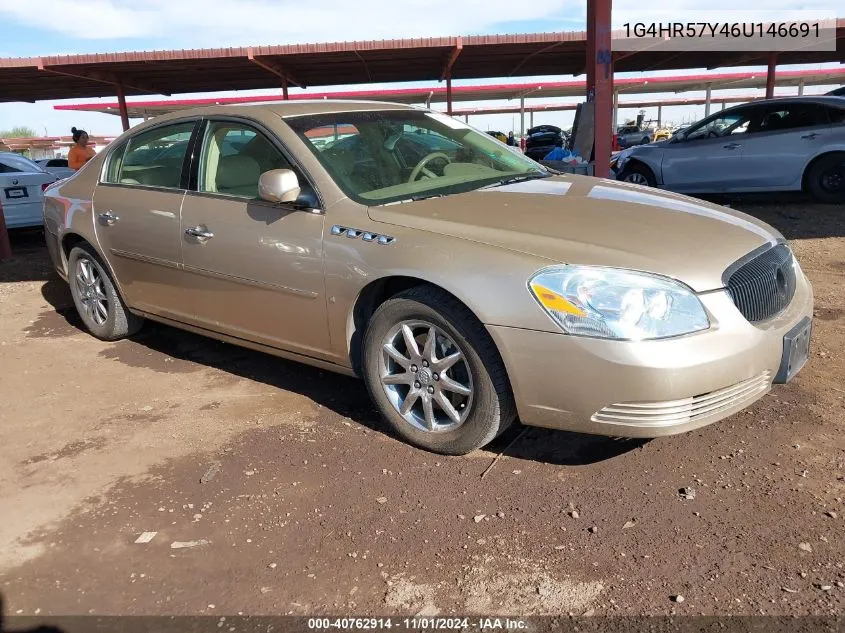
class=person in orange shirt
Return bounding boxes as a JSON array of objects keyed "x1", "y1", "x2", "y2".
[{"x1": 67, "y1": 127, "x2": 95, "y2": 170}]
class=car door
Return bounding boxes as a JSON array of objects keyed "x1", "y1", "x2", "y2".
[
  {"x1": 93, "y1": 120, "x2": 198, "y2": 321},
  {"x1": 659, "y1": 107, "x2": 759, "y2": 193},
  {"x1": 738, "y1": 102, "x2": 832, "y2": 189},
  {"x1": 179, "y1": 118, "x2": 331, "y2": 358}
]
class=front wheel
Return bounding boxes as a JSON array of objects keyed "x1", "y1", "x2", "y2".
[
  {"x1": 806, "y1": 153, "x2": 845, "y2": 203},
  {"x1": 620, "y1": 163, "x2": 657, "y2": 187},
  {"x1": 362, "y1": 286, "x2": 516, "y2": 455},
  {"x1": 68, "y1": 244, "x2": 143, "y2": 341}
]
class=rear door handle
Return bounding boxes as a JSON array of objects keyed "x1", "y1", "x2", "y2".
[
  {"x1": 801, "y1": 133, "x2": 818, "y2": 140},
  {"x1": 723, "y1": 142, "x2": 741, "y2": 150},
  {"x1": 97, "y1": 211, "x2": 119, "y2": 225},
  {"x1": 185, "y1": 226, "x2": 214, "y2": 241}
]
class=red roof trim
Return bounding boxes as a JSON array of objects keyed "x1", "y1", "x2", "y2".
[{"x1": 53, "y1": 67, "x2": 845, "y2": 112}]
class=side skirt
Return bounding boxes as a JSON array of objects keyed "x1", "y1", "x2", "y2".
[{"x1": 131, "y1": 309, "x2": 358, "y2": 378}]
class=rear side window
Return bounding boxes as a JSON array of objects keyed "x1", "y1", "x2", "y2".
[
  {"x1": 758, "y1": 104, "x2": 824, "y2": 132},
  {"x1": 823, "y1": 105, "x2": 845, "y2": 124},
  {"x1": 106, "y1": 122, "x2": 195, "y2": 189},
  {"x1": 104, "y1": 140, "x2": 129, "y2": 183}
]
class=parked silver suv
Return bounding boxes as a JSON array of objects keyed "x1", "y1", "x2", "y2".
[{"x1": 615, "y1": 96, "x2": 845, "y2": 202}]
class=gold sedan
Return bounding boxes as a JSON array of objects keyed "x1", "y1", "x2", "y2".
[{"x1": 43, "y1": 101, "x2": 813, "y2": 454}]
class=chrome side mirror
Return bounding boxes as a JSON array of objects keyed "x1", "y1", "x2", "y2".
[{"x1": 258, "y1": 169, "x2": 301, "y2": 203}]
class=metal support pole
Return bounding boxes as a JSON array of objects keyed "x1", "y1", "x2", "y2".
[
  {"x1": 766, "y1": 52, "x2": 777, "y2": 99},
  {"x1": 530, "y1": 111, "x2": 534, "y2": 128},
  {"x1": 705, "y1": 83, "x2": 712, "y2": 117},
  {"x1": 520, "y1": 97, "x2": 525, "y2": 137},
  {"x1": 657, "y1": 104, "x2": 662, "y2": 128},
  {"x1": 282, "y1": 78, "x2": 289, "y2": 100},
  {"x1": 612, "y1": 89, "x2": 619, "y2": 131},
  {"x1": 587, "y1": 0, "x2": 613, "y2": 178},
  {"x1": 721, "y1": 102, "x2": 726, "y2": 111},
  {"x1": 446, "y1": 75, "x2": 453, "y2": 116},
  {"x1": 464, "y1": 114, "x2": 468, "y2": 123},
  {"x1": 116, "y1": 83, "x2": 130, "y2": 132},
  {"x1": 0, "y1": 201, "x2": 11, "y2": 262},
  {"x1": 798, "y1": 78, "x2": 805, "y2": 96}
]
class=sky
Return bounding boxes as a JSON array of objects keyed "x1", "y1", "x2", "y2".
[{"x1": 0, "y1": 0, "x2": 842, "y2": 139}]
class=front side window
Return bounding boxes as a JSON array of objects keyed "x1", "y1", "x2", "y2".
[
  {"x1": 109, "y1": 122, "x2": 195, "y2": 188},
  {"x1": 198, "y1": 121, "x2": 294, "y2": 199},
  {"x1": 684, "y1": 110, "x2": 756, "y2": 141},
  {"x1": 286, "y1": 110, "x2": 548, "y2": 205}
]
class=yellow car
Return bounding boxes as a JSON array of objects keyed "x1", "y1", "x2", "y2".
[
  {"x1": 652, "y1": 128, "x2": 673, "y2": 142},
  {"x1": 486, "y1": 131, "x2": 508, "y2": 143}
]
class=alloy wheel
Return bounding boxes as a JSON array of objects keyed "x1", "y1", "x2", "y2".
[
  {"x1": 75, "y1": 257, "x2": 109, "y2": 326},
  {"x1": 624, "y1": 172, "x2": 649, "y2": 186},
  {"x1": 379, "y1": 320, "x2": 474, "y2": 433}
]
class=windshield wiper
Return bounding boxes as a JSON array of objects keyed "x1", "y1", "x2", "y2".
[
  {"x1": 478, "y1": 172, "x2": 551, "y2": 189},
  {"x1": 381, "y1": 193, "x2": 447, "y2": 206}
]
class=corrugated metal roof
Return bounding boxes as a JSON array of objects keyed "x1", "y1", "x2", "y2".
[{"x1": 2, "y1": 26, "x2": 843, "y2": 103}]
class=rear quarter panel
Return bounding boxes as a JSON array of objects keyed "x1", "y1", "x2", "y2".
[{"x1": 42, "y1": 153, "x2": 106, "y2": 278}]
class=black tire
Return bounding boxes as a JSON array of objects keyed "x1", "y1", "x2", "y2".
[
  {"x1": 362, "y1": 285, "x2": 516, "y2": 455},
  {"x1": 620, "y1": 162, "x2": 657, "y2": 187},
  {"x1": 806, "y1": 153, "x2": 845, "y2": 203},
  {"x1": 67, "y1": 244, "x2": 143, "y2": 341},
  {"x1": 640, "y1": 137, "x2": 650, "y2": 145}
]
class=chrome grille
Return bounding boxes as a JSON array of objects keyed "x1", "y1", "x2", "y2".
[
  {"x1": 592, "y1": 372, "x2": 772, "y2": 427},
  {"x1": 725, "y1": 244, "x2": 796, "y2": 323}
]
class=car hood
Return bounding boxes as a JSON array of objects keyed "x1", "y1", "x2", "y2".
[{"x1": 367, "y1": 176, "x2": 780, "y2": 292}]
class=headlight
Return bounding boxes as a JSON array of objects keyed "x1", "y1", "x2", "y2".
[
  {"x1": 528, "y1": 265, "x2": 710, "y2": 340},
  {"x1": 615, "y1": 148, "x2": 634, "y2": 171}
]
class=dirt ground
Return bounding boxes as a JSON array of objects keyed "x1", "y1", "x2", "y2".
[{"x1": 1, "y1": 196, "x2": 844, "y2": 618}]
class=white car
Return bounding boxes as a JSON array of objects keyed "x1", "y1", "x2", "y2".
[
  {"x1": 0, "y1": 152, "x2": 56, "y2": 228},
  {"x1": 36, "y1": 158, "x2": 75, "y2": 180}
]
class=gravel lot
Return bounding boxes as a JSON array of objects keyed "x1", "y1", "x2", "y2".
[{"x1": 1, "y1": 197, "x2": 843, "y2": 618}]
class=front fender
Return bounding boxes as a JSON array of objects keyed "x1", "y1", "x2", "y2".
[{"x1": 322, "y1": 224, "x2": 560, "y2": 367}]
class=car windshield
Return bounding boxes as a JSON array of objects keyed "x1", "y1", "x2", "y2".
[
  {"x1": 0, "y1": 153, "x2": 44, "y2": 173},
  {"x1": 286, "y1": 109, "x2": 548, "y2": 205}
]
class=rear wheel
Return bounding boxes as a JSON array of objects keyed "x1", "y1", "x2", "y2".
[
  {"x1": 363, "y1": 286, "x2": 516, "y2": 455},
  {"x1": 68, "y1": 244, "x2": 143, "y2": 340},
  {"x1": 806, "y1": 153, "x2": 845, "y2": 203},
  {"x1": 620, "y1": 163, "x2": 657, "y2": 187}
]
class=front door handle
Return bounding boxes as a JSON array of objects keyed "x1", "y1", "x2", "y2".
[
  {"x1": 185, "y1": 226, "x2": 214, "y2": 241},
  {"x1": 723, "y1": 142, "x2": 741, "y2": 150},
  {"x1": 801, "y1": 133, "x2": 818, "y2": 140},
  {"x1": 97, "y1": 211, "x2": 119, "y2": 225}
]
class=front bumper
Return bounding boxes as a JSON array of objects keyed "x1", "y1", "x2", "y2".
[{"x1": 487, "y1": 270, "x2": 813, "y2": 438}]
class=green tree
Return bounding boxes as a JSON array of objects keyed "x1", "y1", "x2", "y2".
[{"x1": 0, "y1": 126, "x2": 37, "y2": 138}]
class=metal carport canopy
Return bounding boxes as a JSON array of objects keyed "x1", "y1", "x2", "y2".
[
  {"x1": 2, "y1": 27, "x2": 844, "y2": 103},
  {"x1": 52, "y1": 67, "x2": 845, "y2": 119}
]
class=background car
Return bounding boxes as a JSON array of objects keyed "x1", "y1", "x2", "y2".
[
  {"x1": 616, "y1": 125, "x2": 653, "y2": 148},
  {"x1": 485, "y1": 130, "x2": 508, "y2": 143},
  {"x1": 0, "y1": 152, "x2": 55, "y2": 228},
  {"x1": 524, "y1": 124, "x2": 566, "y2": 160},
  {"x1": 614, "y1": 96, "x2": 845, "y2": 202},
  {"x1": 826, "y1": 86, "x2": 845, "y2": 97},
  {"x1": 36, "y1": 158, "x2": 75, "y2": 179},
  {"x1": 652, "y1": 128, "x2": 674, "y2": 142}
]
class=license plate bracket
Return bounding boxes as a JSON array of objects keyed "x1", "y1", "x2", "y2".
[
  {"x1": 773, "y1": 316, "x2": 812, "y2": 384},
  {"x1": 4, "y1": 187, "x2": 27, "y2": 199}
]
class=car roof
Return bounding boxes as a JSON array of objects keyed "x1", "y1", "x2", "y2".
[
  {"x1": 722, "y1": 95, "x2": 845, "y2": 112},
  {"x1": 137, "y1": 99, "x2": 419, "y2": 125}
]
